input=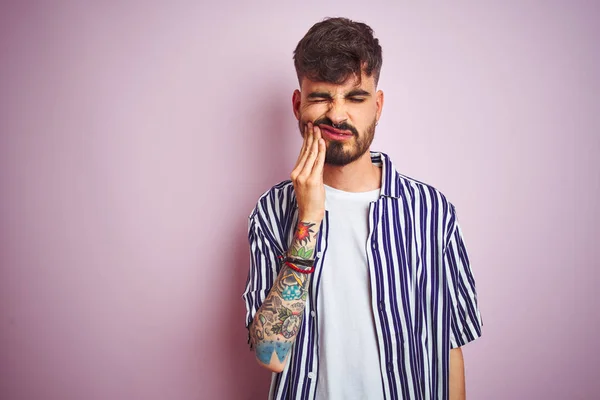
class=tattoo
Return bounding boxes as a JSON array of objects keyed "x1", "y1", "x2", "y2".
[
  {"x1": 261, "y1": 295, "x2": 283, "y2": 318},
  {"x1": 290, "y1": 245, "x2": 313, "y2": 259},
  {"x1": 294, "y1": 222, "x2": 316, "y2": 245},
  {"x1": 281, "y1": 285, "x2": 303, "y2": 301},
  {"x1": 251, "y1": 220, "x2": 319, "y2": 366},
  {"x1": 250, "y1": 319, "x2": 263, "y2": 348},
  {"x1": 270, "y1": 306, "x2": 302, "y2": 338},
  {"x1": 256, "y1": 340, "x2": 293, "y2": 365},
  {"x1": 275, "y1": 268, "x2": 309, "y2": 299}
]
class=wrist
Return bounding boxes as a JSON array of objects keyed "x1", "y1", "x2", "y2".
[
  {"x1": 298, "y1": 213, "x2": 323, "y2": 224},
  {"x1": 284, "y1": 256, "x2": 314, "y2": 267},
  {"x1": 284, "y1": 260, "x2": 315, "y2": 274}
]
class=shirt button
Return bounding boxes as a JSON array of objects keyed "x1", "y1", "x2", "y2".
[
  {"x1": 316, "y1": 251, "x2": 323, "y2": 257},
  {"x1": 307, "y1": 372, "x2": 315, "y2": 379},
  {"x1": 378, "y1": 302, "x2": 384, "y2": 310},
  {"x1": 310, "y1": 311, "x2": 316, "y2": 317},
  {"x1": 387, "y1": 363, "x2": 392, "y2": 372}
]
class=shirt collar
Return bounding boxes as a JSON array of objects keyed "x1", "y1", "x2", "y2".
[{"x1": 370, "y1": 151, "x2": 401, "y2": 199}]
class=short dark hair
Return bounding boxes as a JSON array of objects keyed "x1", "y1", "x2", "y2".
[{"x1": 293, "y1": 17, "x2": 383, "y2": 86}]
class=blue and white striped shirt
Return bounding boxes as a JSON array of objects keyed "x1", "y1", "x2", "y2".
[{"x1": 243, "y1": 152, "x2": 483, "y2": 400}]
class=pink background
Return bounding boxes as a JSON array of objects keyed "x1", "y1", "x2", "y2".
[{"x1": 1, "y1": 2, "x2": 598, "y2": 399}]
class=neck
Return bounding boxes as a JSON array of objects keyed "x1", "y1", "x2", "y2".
[{"x1": 323, "y1": 150, "x2": 382, "y2": 192}]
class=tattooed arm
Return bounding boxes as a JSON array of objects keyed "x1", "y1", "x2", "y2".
[
  {"x1": 250, "y1": 122, "x2": 326, "y2": 372},
  {"x1": 249, "y1": 220, "x2": 320, "y2": 372}
]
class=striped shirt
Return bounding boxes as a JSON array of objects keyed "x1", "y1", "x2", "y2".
[{"x1": 243, "y1": 151, "x2": 483, "y2": 400}]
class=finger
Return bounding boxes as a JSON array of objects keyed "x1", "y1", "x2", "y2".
[
  {"x1": 313, "y1": 124, "x2": 322, "y2": 142},
  {"x1": 311, "y1": 138, "x2": 326, "y2": 177},
  {"x1": 295, "y1": 122, "x2": 310, "y2": 166},
  {"x1": 294, "y1": 122, "x2": 314, "y2": 174},
  {"x1": 306, "y1": 125, "x2": 323, "y2": 175},
  {"x1": 295, "y1": 123, "x2": 313, "y2": 171},
  {"x1": 299, "y1": 133, "x2": 319, "y2": 178}
]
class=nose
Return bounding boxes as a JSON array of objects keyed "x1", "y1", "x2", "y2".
[{"x1": 324, "y1": 98, "x2": 348, "y2": 126}]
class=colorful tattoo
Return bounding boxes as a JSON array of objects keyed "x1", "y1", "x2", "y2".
[
  {"x1": 294, "y1": 222, "x2": 315, "y2": 245},
  {"x1": 281, "y1": 285, "x2": 302, "y2": 301},
  {"x1": 271, "y1": 306, "x2": 301, "y2": 339},
  {"x1": 251, "y1": 221, "x2": 319, "y2": 367},
  {"x1": 290, "y1": 245, "x2": 313, "y2": 260},
  {"x1": 256, "y1": 340, "x2": 293, "y2": 365},
  {"x1": 275, "y1": 268, "x2": 309, "y2": 297}
]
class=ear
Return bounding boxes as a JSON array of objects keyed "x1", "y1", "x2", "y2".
[
  {"x1": 292, "y1": 89, "x2": 302, "y2": 121},
  {"x1": 375, "y1": 90, "x2": 384, "y2": 122}
]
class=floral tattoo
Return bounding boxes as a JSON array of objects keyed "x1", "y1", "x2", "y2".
[
  {"x1": 294, "y1": 222, "x2": 315, "y2": 245},
  {"x1": 270, "y1": 306, "x2": 301, "y2": 339},
  {"x1": 251, "y1": 220, "x2": 319, "y2": 366}
]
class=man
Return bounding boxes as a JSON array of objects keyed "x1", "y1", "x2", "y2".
[{"x1": 243, "y1": 17, "x2": 483, "y2": 400}]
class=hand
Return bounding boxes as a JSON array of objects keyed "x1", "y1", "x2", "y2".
[{"x1": 290, "y1": 122, "x2": 326, "y2": 223}]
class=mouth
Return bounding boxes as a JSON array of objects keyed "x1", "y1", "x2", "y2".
[{"x1": 319, "y1": 125, "x2": 354, "y2": 141}]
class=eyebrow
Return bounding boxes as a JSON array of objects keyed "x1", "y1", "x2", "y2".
[
  {"x1": 307, "y1": 89, "x2": 372, "y2": 99},
  {"x1": 346, "y1": 89, "x2": 371, "y2": 97},
  {"x1": 307, "y1": 92, "x2": 333, "y2": 100}
]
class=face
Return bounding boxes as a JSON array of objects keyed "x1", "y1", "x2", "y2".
[{"x1": 293, "y1": 72, "x2": 384, "y2": 166}]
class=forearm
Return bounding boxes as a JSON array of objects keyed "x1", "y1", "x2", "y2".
[
  {"x1": 250, "y1": 220, "x2": 320, "y2": 372},
  {"x1": 449, "y1": 347, "x2": 466, "y2": 400}
]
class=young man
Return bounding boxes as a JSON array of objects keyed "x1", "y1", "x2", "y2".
[{"x1": 243, "y1": 17, "x2": 483, "y2": 400}]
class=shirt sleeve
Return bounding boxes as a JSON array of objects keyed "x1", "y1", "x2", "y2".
[
  {"x1": 241, "y1": 213, "x2": 281, "y2": 349},
  {"x1": 444, "y1": 218, "x2": 483, "y2": 349}
]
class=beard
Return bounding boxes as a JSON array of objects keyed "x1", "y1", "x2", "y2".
[{"x1": 298, "y1": 117, "x2": 377, "y2": 166}]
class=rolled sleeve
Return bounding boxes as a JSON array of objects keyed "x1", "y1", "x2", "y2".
[{"x1": 444, "y1": 219, "x2": 483, "y2": 349}]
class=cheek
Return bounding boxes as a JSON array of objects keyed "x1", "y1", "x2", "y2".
[
  {"x1": 301, "y1": 103, "x2": 328, "y2": 119},
  {"x1": 351, "y1": 106, "x2": 377, "y2": 124}
]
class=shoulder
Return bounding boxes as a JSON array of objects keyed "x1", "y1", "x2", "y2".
[
  {"x1": 397, "y1": 173, "x2": 460, "y2": 248},
  {"x1": 377, "y1": 151, "x2": 455, "y2": 210},
  {"x1": 249, "y1": 179, "x2": 297, "y2": 224},
  {"x1": 248, "y1": 180, "x2": 297, "y2": 249},
  {"x1": 398, "y1": 172, "x2": 455, "y2": 212},
  {"x1": 376, "y1": 151, "x2": 458, "y2": 236}
]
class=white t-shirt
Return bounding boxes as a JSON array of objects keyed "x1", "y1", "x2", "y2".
[{"x1": 315, "y1": 184, "x2": 384, "y2": 400}]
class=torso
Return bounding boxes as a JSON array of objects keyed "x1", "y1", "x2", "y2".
[{"x1": 315, "y1": 184, "x2": 385, "y2": 400}]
